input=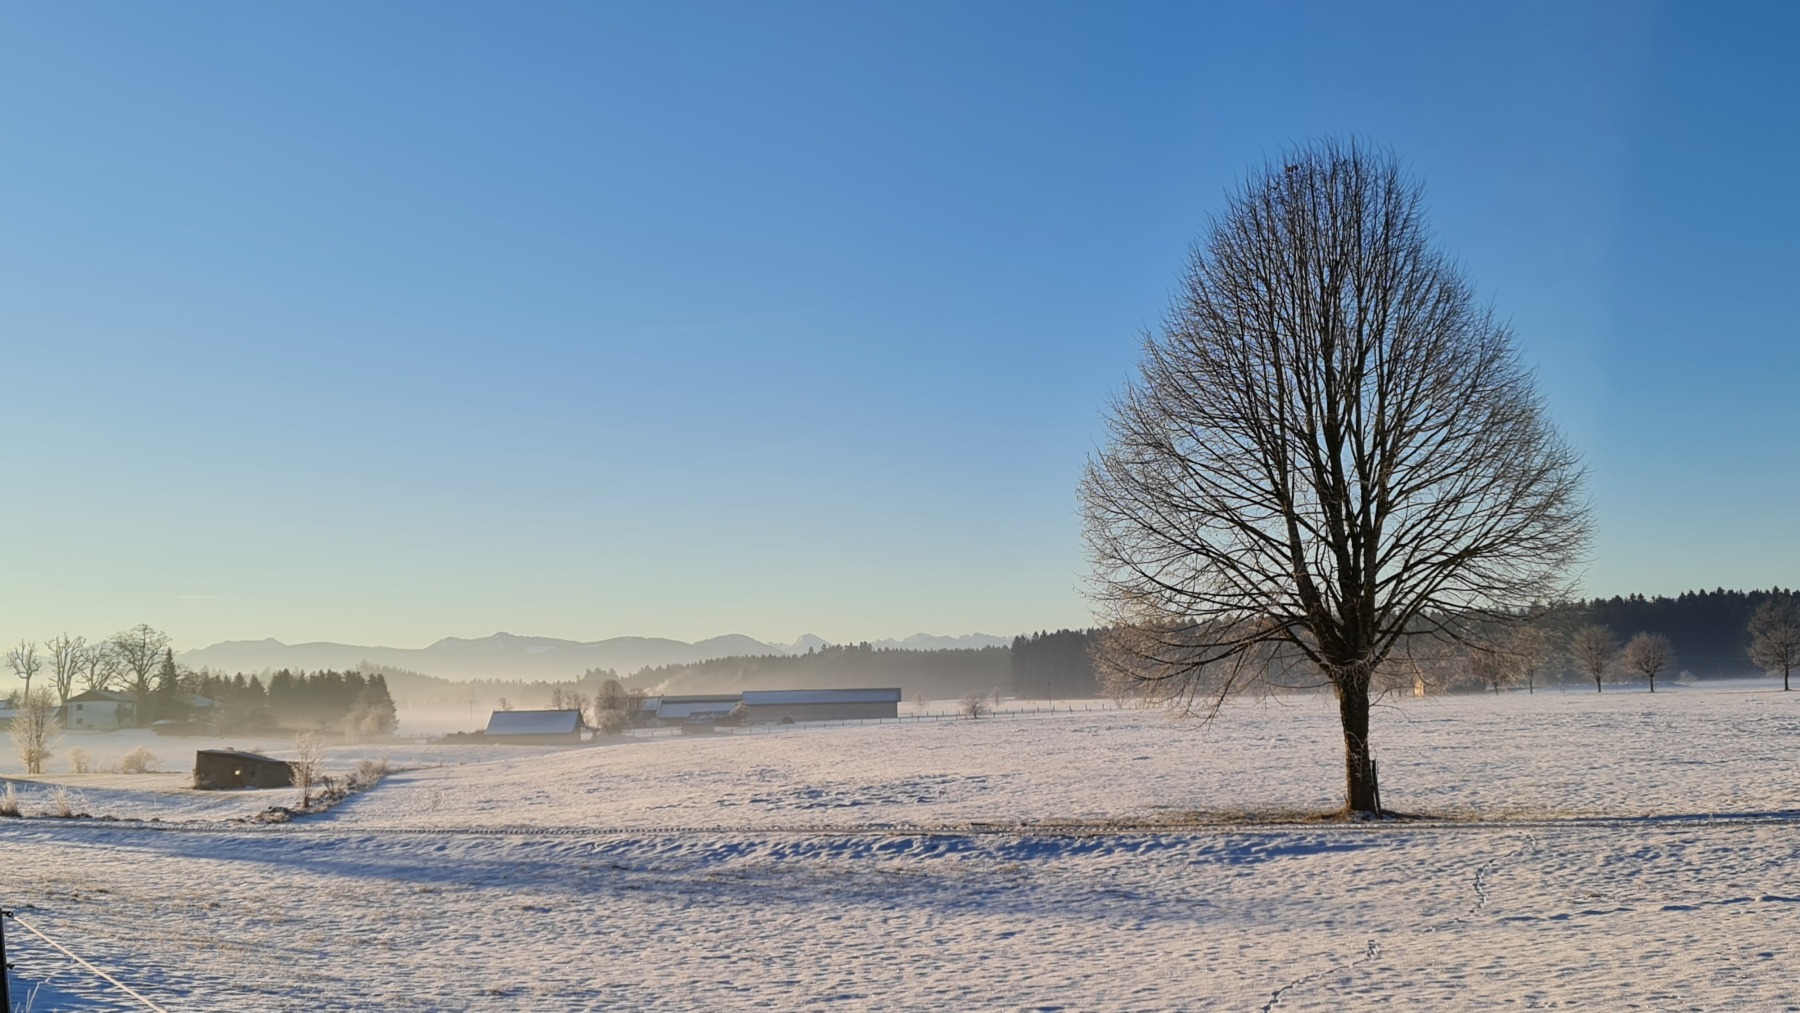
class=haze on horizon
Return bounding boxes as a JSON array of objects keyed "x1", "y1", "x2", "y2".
[{"x1": 3, "y1": 2, "x2": 1797, "y2": 654}]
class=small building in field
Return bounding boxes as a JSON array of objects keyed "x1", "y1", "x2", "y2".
[
  {"x1": 483, "y1": 709, "x2": 585, "y2": 745},
  {"x1": 65, "y1": 689, "x2": 138, "y2": 731},
  {"x1": 740, "y1": 688, "x2": 902, "y2": 724},
  {"x1": 194, "y1": 749, "x2": 294, "y2": 790}
]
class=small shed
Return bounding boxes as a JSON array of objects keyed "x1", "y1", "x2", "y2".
[
  {"x1": 740, "y1": 688, "x2": 902, "y2": 724},
  {"x1": 194, "y1": 749, "x2": 294, "y2": 790},
  {"x1": 483, "y1": 709, "x2": 584, "y2": 745}
]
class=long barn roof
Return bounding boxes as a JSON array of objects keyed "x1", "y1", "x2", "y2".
[
  {"x1": 741, "y1": 688, "x2": 902, "y2": 706},
  {"x1": 485, "y1": 709, "x2": 582, "y2": 735}
]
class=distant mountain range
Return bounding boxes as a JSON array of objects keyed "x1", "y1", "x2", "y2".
[{"x1": 177, "y1": 631, "x2": 1011, "y2": 682}]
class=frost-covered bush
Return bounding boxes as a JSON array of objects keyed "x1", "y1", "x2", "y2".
[
  {"x1": 0, "y1": 782, "x2": 19, "y2": 817},
  {"x1": 595, "y1": 709, "x2": 630, "y2": 735},
  {"x1": 47, "y1": 784, "x2": 82, "y2": 818},
  {"x1": 119, "y1": 747, "x2": 159, "y2": 774},
  {"x1": 68, "y1": 747, "x2": 91, "y2": 774},
  {"x1": 351, "y1": 757, "x2": 391, "y2": 789}
]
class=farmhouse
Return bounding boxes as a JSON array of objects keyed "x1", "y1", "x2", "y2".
[
  {"x1": 194, "y1": 749, "x2": 294, "y2": 790},
  {"x1": 64, "y1": 689, "x2": 138, "y2": 731},
  {"x1": 484, "y1": 709, "x2": 585, "y2": 745},
  {"x1": 740, "y1": 688, "x2": 902, "y2": 724}
]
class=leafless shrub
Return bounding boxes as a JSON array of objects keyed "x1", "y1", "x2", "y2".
[
  {"x1": 292, "y1": 732, "x2": 326, "y2": 807},
  {"x1": 119, "y1": 746, "x2": 159, "y2": 774},
  {"x1": 9, "y1": 689, "x2": 61, "y2": 774},
  {"x1": 0, "y1": 782, "x2": 19, "y2": 817},
  {"x1": 350, "y1": 757, "x2": 391, "y2": 790},
  {"x1": 47, "y1": 784, "x2": 82, "y2": 818},
  {"x1": 595, "y1": 709, "x2": 629, "y2": 735},
  {"x1": 68, "y1": 747, "x2": 91, "y2": 774}
]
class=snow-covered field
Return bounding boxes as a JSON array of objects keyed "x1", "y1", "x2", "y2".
[{"x1": 5, "y1": 683, "x2": 1800, "y2": 1010}]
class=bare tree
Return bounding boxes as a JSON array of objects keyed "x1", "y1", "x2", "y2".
[
  {"x1": 110, "y1": 624, "x2": 171, "y2": 723},
  {"x1": 292, "y1": 732, "x2": 326, "y2": 808},
  {"x1": 1509, "y1": 622, "x2": 1555, "y2": 695},
  {"x1": 78, "y1": 641, "x2": 122, "y2": 693},
  {"x1": 9, "y1": 689, "x2": 61, "y2": 775},
  {"x1": 44, "y1": 633, "x2": 85, "y2": 707},
  {"x1": 1570, "y1": 624, "x2": 1617, "y2": 693},
  {"x1": 958, "y1": 692, "x2": 991, "y2": 719},
  {"x1": 1081, "y1": 139, "x2": 1589, "y2": 815},
  {"x1": 1748, "y1": 596, "x2": 1800, "y2": 692},
  {"x1": 7, "y1": 640, "x2": 42, "y2": 700},
  {"x1": 1620, "y1": 632, "x2": 1674, "y2": 693}
]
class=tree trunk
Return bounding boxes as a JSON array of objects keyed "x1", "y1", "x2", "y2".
[
  {"x1": 1648, "y1": 675, "x2": 1656, "y2": 693},
  {"x1": 1335, "y1": 676, "x2": 1380, "y2": 816},
  {"x1": 1785, "y1": 667, "x2": 1790, "y2": 692},
  {"x1": 1594, "y1": 676, "x2": 1602, "y2": 693}
]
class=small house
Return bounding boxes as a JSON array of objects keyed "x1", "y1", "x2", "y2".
[
  {"x1": 740, "y1": 688, "x2": 902, "y2": 724},
  {"x1": 64, "y1": 689, "x2": 138, "y2": 731},
  {"x1": 194, "y1": 749, "x2": 294, "y2": 790},
  {"x1": 483, "y1": 709, "x2": 585, "y2": 745}
]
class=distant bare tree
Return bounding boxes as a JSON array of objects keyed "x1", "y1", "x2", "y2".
[
  {"x1": 1081, "y1": 139, "x2": 1589, "y2": 814},
  {"x1": 595, "y1": 679, "x2": 628, "y2": 713},
  {"x1": 78, "y1": 641, "x2": 122, "y2": 693},
  {"x1": 1620, "y1": 632, "x2": 1674, "y2": 693},
  {"x1": 1748, "y1": 597, "x2": 1800, "y2": 691},
  {"x1": 110, "y1": 624, "x2": 170, "y2": 722},
  {"x1": 1509, "y1": 623, "x2": 1555, "y2": 695},
  {"x1": 1466, "y1": 640, "x2": 1514, "y2": 694},
  {"x1": 958, "y1": 692, "x2": 991, "y2": 719},
  {"x1": 1570, "y1": 625, "x2": 1617, "y2": 693},
  {"x1": 7, "y1": 640, "x2": 42, "y2": 700},
  {"x1": 9, "y1": 689, "x2": 60, "y2": 775},
  {"x1": 44, "y1": 633, "x2": 85, "y2": 707}
]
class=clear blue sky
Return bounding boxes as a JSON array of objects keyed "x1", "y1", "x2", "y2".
[{"x1": 2, "y1": 1, "x2": 1796, "y2": 650}]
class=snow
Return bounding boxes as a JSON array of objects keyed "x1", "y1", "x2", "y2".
[{"x1": 5, "y1": 682, "x2": 1800, "y2": 1010}]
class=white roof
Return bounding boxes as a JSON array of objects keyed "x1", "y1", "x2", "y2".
[
  {"x1": 485, "y1": 710, "x2": 581, "y2": 735},
  {"x1": 742, "y1": 688, "x2": 903, "y2": 706}
]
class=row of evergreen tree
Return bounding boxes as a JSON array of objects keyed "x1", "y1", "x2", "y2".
[{"x1": 187, "y1": 668, "x2": 398, "y2": 736}]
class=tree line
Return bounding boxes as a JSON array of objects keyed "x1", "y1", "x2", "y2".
[{"x1": 2, "y1": 623, "x2": 398, "y2": 735}]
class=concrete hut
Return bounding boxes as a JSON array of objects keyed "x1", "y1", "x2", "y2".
[{"x1": 194, "y1": 749, "x2": 294, "y2": 790}]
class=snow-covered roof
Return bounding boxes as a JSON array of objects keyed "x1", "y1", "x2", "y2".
[
  {"x1": 485, "y1": 710, "x2": 582, "y2": 735},
  {"x1": 742, "y1": 688, "x2": 903, "y2": 706},
  {"x1": 67, "y1": 689, "x2": 137, "y2": 704}
]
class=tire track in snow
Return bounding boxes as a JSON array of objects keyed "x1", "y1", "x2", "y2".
[{"x1": 13, "y1": 808, "x2": 1800, "y2": 840}]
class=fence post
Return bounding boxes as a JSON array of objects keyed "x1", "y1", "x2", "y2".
[{"x1": 2, "y1": 905, "x2": 11, "y2": 1013}]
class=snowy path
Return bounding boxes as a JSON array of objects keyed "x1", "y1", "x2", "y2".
[{"x1": 5, "y1": 685, "x2": 1800, "y2": 1010}]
